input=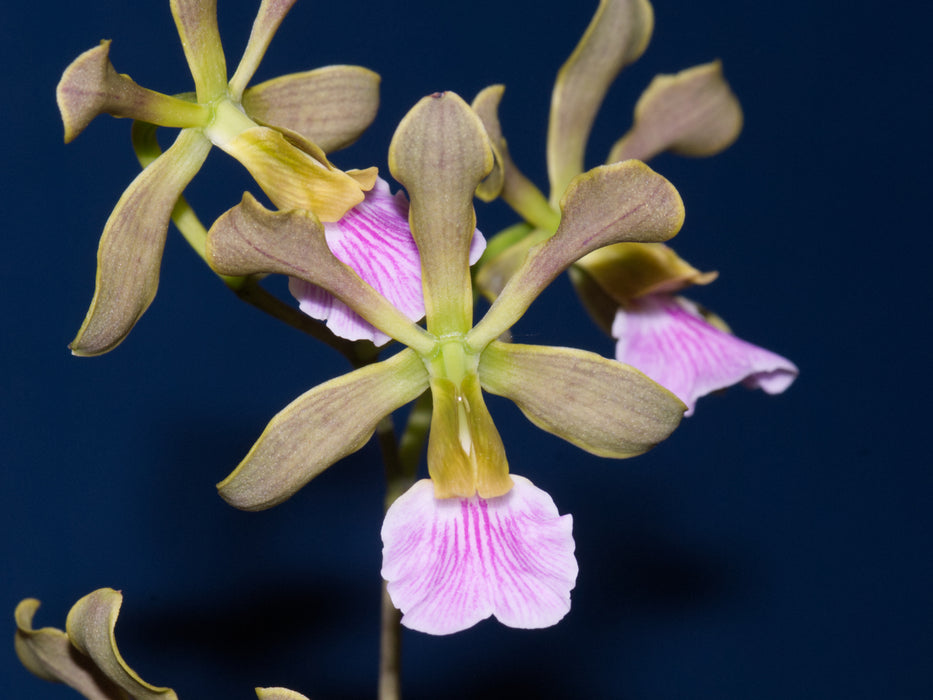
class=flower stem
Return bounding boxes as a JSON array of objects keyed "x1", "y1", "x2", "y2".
[
  {"x1": 379, "y1": 580, "x2": 402, "y2": 700},
  {"x1": 232, "y1": 278, "x2": 379, "y2": 365},
  {"x1": 374, "y1": 392, "x2": 432, "y2": 700},
  {"x1": 375, "y1": 414, "x2": 405, "y2": 700}
]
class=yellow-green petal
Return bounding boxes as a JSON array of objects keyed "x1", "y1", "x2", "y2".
[
  {"x1": 170, "y1": 0, "x2": 227, "y2": 101},
  {"x1": 389, "y1": 92, "x2": 494, "y2": 336},
  {"x1": 70, "y1": 128, "x2": 212, "y2": 356},
  {"x1": 205, "y1": 193, "x2": 434, "y2": 353},
  {"x1": 608, "y1": 61, "x2": 744, "y2": 163},
  {"x1": 479, "y1": 341, "x2": 685, "y2": 457},
  {"x1": 547, "y1": 0, "x2": 654, "y2": 202},
  {"x1": 229, "y1": 0, "x2": 298, "y2": 99},
  {"x1": 56, "y1": 42, "x2": 209, "y2": 143},
  {"x1": 216, "y1": 125, "x2": 366, "y2": 222},
  {"x1": 15, "y1": 598, "x2": 128, "y2": 700},
  {"x1": 218, "y1": 349, "x2": 429, "y2": 511},
  {"x1": 575, "y1": 242, "x2": 718, "y2": 306},
  {"x1": 468, "y1": 160, "x2": 684, "y2": 349},
  {"x1": 243, "y1": 66, "x2": 380, "y2": 154},
  {"x1": 65, "y1": 589, "x2": 178, "y2": 699}
]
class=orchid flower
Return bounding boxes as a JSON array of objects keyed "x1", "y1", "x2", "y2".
[
  {"x1": 58, "y1": 0, "x2": 380, "y2": 356},
  {"x1": 15, "y1": 590, "x2": 312, "y2": 700},
  {"x1": 468, "y1": 0, "x2": 794, "y2": 412},
  {"x1": 204, "y1": 91, "x2": 688, "y2": 634}
]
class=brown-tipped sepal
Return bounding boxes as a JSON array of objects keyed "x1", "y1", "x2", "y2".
[
  {"x1": 243, "y1": 66, "x2": 381, "y2": 153},
  {"x1": 479, "y1": 341, "x2": 685, "y2": 457},
  {"x1": 218, "y1": 349, "x2": 429, "y2": 511},
  {"x1": 56, "y1": 41, "x2": 208, "y2": 142},
  {"x1": 608, "y1": 61, "x2": 743, "y2": 163},
  {"x1": 70, "y1": 129, "x2": 212, "y2": 356},
  {"x1": 389, "y1": 92, "x2": 493, "y2": 335},
  {"x1": 547, "y1": 0, "x2": 655, "y2": 198}
]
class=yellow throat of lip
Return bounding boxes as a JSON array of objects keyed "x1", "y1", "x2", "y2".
[{"x1": 425, "y1": 337, "x2": 513, "y2": 500}]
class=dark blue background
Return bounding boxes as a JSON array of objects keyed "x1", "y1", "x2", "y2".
[{"x1": 4, "y1": 1, "x2": 930, "y2": 698}]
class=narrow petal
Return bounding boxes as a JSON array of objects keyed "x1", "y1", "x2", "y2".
[
  {"x1": 467, "y1": 86, "x2": 505, "y2": 203},
  {"x1": 56, "y1": 42, "x2": 209, "y2": 142},
  {"x1": 469, "y1": 160, "x2": 683, "y2": 349},
  {"x1": 218, "y1": 349, "x2": 429, "y2": 511},
  {"x1": 575, "y1": 242, "x2": 717, "y2": 305},
  {"x1": 243, "y1": 66, "x2": 381, "y2": 153},
  {"x1": 65, "y1": 589, "x2": 178, "y2": 699},
  {"x1": 471, "y1": 85, "x2": 559, "y2": 230},
  {"x1": 547, "y1": 0, "x2": 654, "y2": 200},
  {"x1": 289, "y1": 178, "x2": 484, "y2": 346},
  {"x1": 389, "y1": 92, "x2": 493, "y2": 336},
  {"x1": 612, "y1": 295, "x2": 798, "y2": 415},
  {"x1": 70, "y1": 128, "x2": 212, "y2": 356},
  {"x1": 571, "y1": 243, "x2": 717, "y2": 333},
  {"x1": 608, "y1": 61, "x2": 743, "y2": 163},
  {"x1": 228, "y1": 0, "x2": 298, "y2": 99},
  {"x1": 479, "y1": 340, "x2": 684, "y2": 458},
  {"x1": 382, "y1": 476, "x2": 577, "y2": 635},
  {"x1": 206, "y1": 191, "x2": 434, "y2": 353},
  {"x1": 170, "y1": 0, "x2": 227, "y2": 101},
  {"x1": 14, "y1": 599, "x2": 127, "y2": 700}
]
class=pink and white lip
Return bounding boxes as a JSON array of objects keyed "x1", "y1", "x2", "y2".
[
  {"x1": 612, "y1": 294, "x2": 798, "y2": 415},
  {"x1": 381, "y1": 475, "x2": 577, "y2": 635}
]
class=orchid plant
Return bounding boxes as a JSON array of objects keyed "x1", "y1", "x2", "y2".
[{"x1": 16, "y1": 0, "x2": 796, "y2": 698}]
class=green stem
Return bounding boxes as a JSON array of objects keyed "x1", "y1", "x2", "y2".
[
  {"x1": 501, "y1": 168, "x2": 561, "y2": 233},
  {"x1": 398, "y1": 392, "x2": 433, "y2": 481},
  {"x1": 233, "y1": 278, "x2": 378, "y2": 365},
  {"x1": 375, "y1": 414, "x2": 404, "y2": 700},
  {"x1": 379, "y1": 580, "x2": 402, "y2": 700},
  {"x1": 375, "y1": 392, "x2": 433, "y2": 700}
]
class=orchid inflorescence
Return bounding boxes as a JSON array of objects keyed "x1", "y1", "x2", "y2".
[{"x1": 17, "y1": 0, "x2": 797, "y2": 697}]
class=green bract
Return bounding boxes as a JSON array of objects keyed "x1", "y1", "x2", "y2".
[
  {"x1": 59, "y1": 0, "x2": 380, "y2": 355},
  {"x1": 206, "y1": 92, "x2": 687, "y2": 509}
]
